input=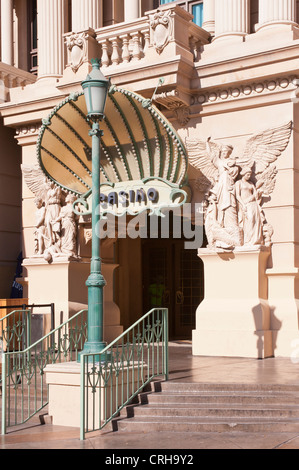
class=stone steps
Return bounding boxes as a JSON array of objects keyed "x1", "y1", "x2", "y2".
[
  {"x1": 112, "y1": 381, "x2": 299, "y2": 434},
  {"x1": 128, "y1": 403, "x2": 299, "y2": 419}
]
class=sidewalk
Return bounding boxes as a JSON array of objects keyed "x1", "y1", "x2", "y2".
[{"x1": 1, "y1": 342, "x2": 299, "y2": 450}]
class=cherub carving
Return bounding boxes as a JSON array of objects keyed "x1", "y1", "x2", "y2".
[{"x1": 186, "y1": 121, "x2": 292, "y2": 250}]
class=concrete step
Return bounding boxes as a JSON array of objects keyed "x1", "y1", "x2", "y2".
[
  {"x1": 113, "y1": 380, "x2": 299, "y2": 434},
  {"x1": 141, "y1": 392, "x2": 299, "y2": 406},
  {"x1": 155, "y1": 382, "x2": 299, "y2": 393},
  {"x1": 116, "y1": 415, "x2": 299, "y2": 433},
  {"x1": 128, "y1": 403, "x2": 299, "y2": 419}
]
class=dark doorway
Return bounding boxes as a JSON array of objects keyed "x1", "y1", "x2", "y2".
[{"x1": 142, "y1": 239, "x2": 204, "y2": 339}]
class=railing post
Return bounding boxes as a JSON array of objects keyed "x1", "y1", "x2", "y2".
[
  {"x1": 80, "y1": 354, "x2": 86, "y2": 441},
  {"x1": 26, "y1": 309, "x2": 31, "y2": 352},
  {"x1": 1, "y1": 352, "x2": 7, "y2": 435},
  {"x1": 164, "y1": 308, "x2": 169, "y2": 381}
]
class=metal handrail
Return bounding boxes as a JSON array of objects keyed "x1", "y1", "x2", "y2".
[
  {"x1": 0, "y1": 309, "x2": 31, "y2": 356},
  {"x1": 1, "y1": 309, "x2": 87, "y2": 435},
  {"x1": 80, "y1": 308, "x2": 168, "y2": 440}
]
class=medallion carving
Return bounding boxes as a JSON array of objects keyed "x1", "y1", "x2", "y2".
[
  {"x1": 149, "y1": 9, "x2": 173, "y2": 54},
  {"x1": 66, "y1": 32, "x2": 87, "y2": 72}
]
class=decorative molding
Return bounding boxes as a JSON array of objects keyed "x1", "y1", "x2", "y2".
[
  {"x1": 194, "y1": 76, "x2": 298, "y2": 105},
  {"x1": 15, "y1": 124, "x2": 42, "y2": 138},
  {"x1": 153, "y1": 89, "x2": 190, "y2": 126},
  {"x1": 149, "y1": 9, "x2": 173, "y2": 54}
]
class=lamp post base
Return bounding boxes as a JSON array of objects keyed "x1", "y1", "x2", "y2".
[{"x1": 78, "y1": 341, "x2": 111, "y2": 363}]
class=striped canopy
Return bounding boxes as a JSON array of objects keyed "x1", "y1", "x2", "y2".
[{"x1": 36, "y1": 86, "x2": 188, "y2": 196}]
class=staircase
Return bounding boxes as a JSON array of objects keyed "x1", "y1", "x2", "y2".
[{"x1": 113, "y1": 381, "x2": 299, "y2": 433}]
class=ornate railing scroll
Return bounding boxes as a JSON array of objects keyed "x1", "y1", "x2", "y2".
[
  {"x1": 1, "y1": 309, "x2": 87, "y2": 435},
  {"x1": 80, "y1": 308, "x2": 168, "y2": 440},
  {"x1": 0, "y1": 309, "x2": 31, "y2": 365}
]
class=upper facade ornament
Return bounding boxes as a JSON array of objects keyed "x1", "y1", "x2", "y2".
[
  {"x1": 186, "y1": 122, "x2": 292, "y2": 251},
  {"x1": 149, "y1": 9, "x2": 173, "y2": 54}
]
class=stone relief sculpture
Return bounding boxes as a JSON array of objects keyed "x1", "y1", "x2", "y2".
[
  {"x1": 22, "y1": 164, "x2": 80, "y2": 262},
  {"x1": 186, "y1": 121, "x2": 292, "y2": 251}
]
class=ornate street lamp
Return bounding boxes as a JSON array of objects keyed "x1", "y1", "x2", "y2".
[{"x1": 80, "y1": 58, "x2": 110, "y2": 357}]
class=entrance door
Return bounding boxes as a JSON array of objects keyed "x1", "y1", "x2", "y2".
[{"x1": 142, "y1": 240, "x2": 204, "y2": 339}]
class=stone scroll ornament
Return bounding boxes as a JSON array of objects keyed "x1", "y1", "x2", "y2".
[
  {"x1": 185, "y1": 122, "x2": 292, "y2": 251},
  {"x1": 150, "y1": 9, "x2": 173, "y2": 54},
  {"x1": 66, "y1": 32, "x2": 87, "y2": 72},
  {"x1": 21, "y1": 164, "x2": 79, "y2": 263}
]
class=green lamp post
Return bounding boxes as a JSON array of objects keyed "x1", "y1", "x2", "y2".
[{"x1": 80, "y1": 58, "x2": 110, "y2": 357}]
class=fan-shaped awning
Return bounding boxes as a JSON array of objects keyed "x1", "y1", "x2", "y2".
[{"x1": 36, "y1": 86, "x2": 188, "y2": 197}]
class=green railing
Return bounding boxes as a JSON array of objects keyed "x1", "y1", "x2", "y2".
[
  {"x1": 80, "y1": 308, "x2": 168, "y2": 440},
  {"x1": 0, "y1": 309, "x2": 31, "y2": 364},
  {"x1": 1, "y1": 309, "x2": 87, "y2": 435}
]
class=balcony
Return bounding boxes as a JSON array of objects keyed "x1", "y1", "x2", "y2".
[
  {"x1": 0, "y1": 62, "x2": 36, "y2": 103},
  {"x1": 63, "y1": 4, "x2": 210, "y2": 109}
]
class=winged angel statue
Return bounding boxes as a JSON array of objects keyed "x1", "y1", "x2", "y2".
[
  {"x1": 185, "y1": 122, "x2": 292, "y2": 250},
  {"x1": 21, "y1": 164, "x2": 78, "y2": 262}
]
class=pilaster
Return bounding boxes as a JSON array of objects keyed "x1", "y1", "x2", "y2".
[
  {"x1": 257, "y1": 0, "x2": 297, "y2": 31},
  {"x1": 193, "y1": 247, "x2": 273, "y2": 359},
  {"x1": 1, "y1": 0, "x2": 13, "y2": 65},
  {"x1": 71, "y1": 0, "x2": 103, "y2": 32},
  {"x1": 202, "y1": 0, "x2": 215, "y2": 36},
  {"x1": 124, "y1": 0, "x2": 140, "y2": 22},
  {"x1": 37, "y1": 0, "x2": 66, "y2": 79},
  {"x1": 214, "y1": 0, "x2": 250, "y2": 42}
]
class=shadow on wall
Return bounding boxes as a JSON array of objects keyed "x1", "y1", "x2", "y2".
[{"x1": 252, "y1": 304, "x2": 282, "y2": 358}]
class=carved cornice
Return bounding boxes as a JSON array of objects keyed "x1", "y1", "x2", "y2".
[
  {"x1": 153, "y1": 88, "x2": 190, "y2": 126},
  {"x1": 193, "y1": 75, "x2": 297, "y2": 106},
  {"x1": 15, "y1": 123, "x2": 41, "y2": 138}
]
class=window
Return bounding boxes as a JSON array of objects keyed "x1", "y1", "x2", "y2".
[
  {"x1": 160, "y1": 0, "x2": 203, "y2": 27},
  {"x1": 28, "y1": 0, "x2": 38, "y2": 74}
]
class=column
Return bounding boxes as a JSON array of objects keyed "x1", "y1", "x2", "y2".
[
  {"x1": 37, "y1": 0, "x2": 66, "y2": 78},
  {"x1": 71, "y1": 0, "x2": 103, "y2": 32},
  {"x1": 1, "y1": 0, "x2": 13, "y2": 65},
  {"x1": 214, "y1": 0, "x2": 250, "y2": 41},
  {"x1": 124, "y1": 0, "x2": 139, "y2": 22},
  {"x1": 257, "y1": 0, "x2": 296, "y2": 30},
  {"x1": 202, "y1": 0, "x2": 215, "y2": 36}
]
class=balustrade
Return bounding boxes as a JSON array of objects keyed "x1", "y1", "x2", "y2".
[{"x1": 96, "y1": 19, "x2": 149, "y2": 68}]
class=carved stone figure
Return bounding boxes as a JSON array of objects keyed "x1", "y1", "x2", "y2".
[
  {"x1": 235, "y1": 167, "x2": 264, "y2": 246},
  {"x1": 186, "y1": 121, "x2": 292, "y2": 250},
  {"x1": 45, "y1": 181, "x2": 62, "y2": 245},
  {"x1": 34, "y1": 197, "x2": 47, "y2": 255},
  {"x1": 52, "y1": 194, "x2": 78, "y2": 256}
]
